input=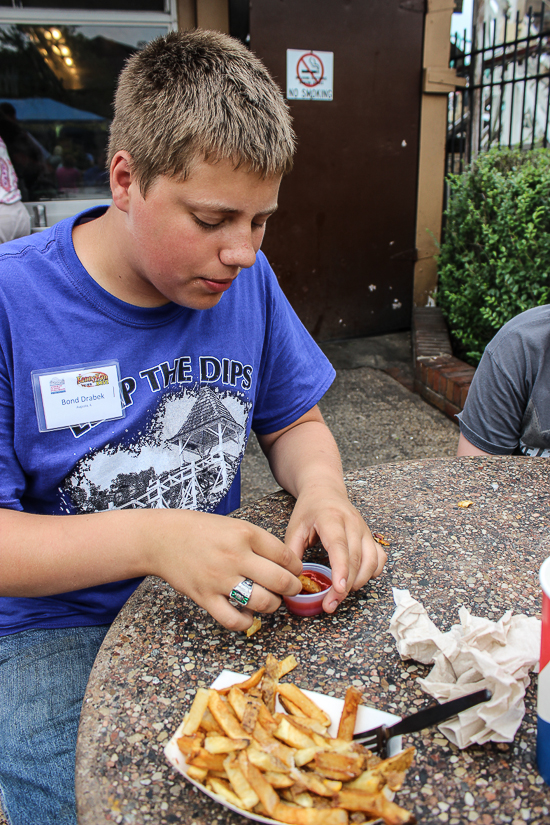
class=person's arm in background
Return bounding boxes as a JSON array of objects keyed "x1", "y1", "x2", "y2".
[
  {"x1": 455, "y1": 316, "x2": 533, "y2": 458},
  {"x1": 259, "y1": 405, "x2": 387, "y2": 614},
  {"x1": 457, "y1": 432, "x2": 492, "y2": 456}
]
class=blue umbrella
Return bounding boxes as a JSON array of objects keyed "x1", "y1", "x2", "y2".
[{"x1": 0, "y1": 97, "x2": 104, "y2": 122}]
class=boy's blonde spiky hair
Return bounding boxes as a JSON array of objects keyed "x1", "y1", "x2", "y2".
[{"x1": 108, "y1": 29, "x2": 296, "y2": 195}]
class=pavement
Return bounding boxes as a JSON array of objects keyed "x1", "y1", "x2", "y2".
[{"x1": 240, "y1": 331, "x2": 459, "y2": 506}]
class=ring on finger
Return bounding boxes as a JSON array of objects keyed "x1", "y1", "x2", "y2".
[{"x1": 228, "y1": 578, "x2": 255, "y2": 608}]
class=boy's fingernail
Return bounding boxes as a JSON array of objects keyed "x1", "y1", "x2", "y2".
[
  {"x1": 340, "y1": 578, "x2": 347, "y2": 590},
  {"x1": 327, "y1": 600, "x2": 338, "y2": 612}
]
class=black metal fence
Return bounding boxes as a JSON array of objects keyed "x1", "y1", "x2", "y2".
[{"x1": 447, "y1": 3, "x2": 550, "y2": 174}]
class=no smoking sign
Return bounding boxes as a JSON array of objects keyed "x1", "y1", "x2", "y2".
[{"x1": 286, "y1": 49, "x2": 334, "y2": 101}]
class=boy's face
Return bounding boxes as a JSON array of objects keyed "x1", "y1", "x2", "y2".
[{"x1": 117, "y1": 157, "x2": 281, "y2": 309}]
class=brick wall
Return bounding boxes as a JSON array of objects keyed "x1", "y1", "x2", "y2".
[{"x1": 412, "y1": 307, "x2": 476, "y2": 423}]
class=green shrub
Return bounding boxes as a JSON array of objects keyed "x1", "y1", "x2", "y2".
[{"x1": 437, "y1": 147, "x2": 550, "y2": 365}]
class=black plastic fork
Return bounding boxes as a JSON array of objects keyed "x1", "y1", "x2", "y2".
[{"x1": 353, "y1": 688, "x2": 492, "y2": 758}]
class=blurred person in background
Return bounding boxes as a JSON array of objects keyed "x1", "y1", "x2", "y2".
[
  {"x1": 0, "y1": 102, "x2": 50, "y2": 162},
  {"x1": 55, "y1": 152, "x2": 82, "y2": 193},
  {"x1": 0, "y1": 135, "x2": 31, "y2": 243},
  {"x1": 0, "y1": 111, "x2": 57, "y2": 201}
]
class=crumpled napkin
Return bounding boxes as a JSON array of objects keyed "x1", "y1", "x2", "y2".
[{"x1": 389, "y1": 588, "x2": 541, "y2": 748}]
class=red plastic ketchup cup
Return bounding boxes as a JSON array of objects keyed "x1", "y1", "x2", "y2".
[{"x1": 283, "y1": 563, "x2": 332, "y2": 617}]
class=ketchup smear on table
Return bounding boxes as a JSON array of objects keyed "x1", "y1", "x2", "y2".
[{"x1": 300, "y1": 570, "x2": 331, "y2": 594}]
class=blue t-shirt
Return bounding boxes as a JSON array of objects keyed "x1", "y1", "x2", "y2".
[{"x1": 0, "y1": 207, "x2": 335, "y2": 635}]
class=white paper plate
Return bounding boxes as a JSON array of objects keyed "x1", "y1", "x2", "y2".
[{"x1": 164, "y1": 670, "x2": 402, "y2": 825}]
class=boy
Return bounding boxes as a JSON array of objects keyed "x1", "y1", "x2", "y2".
[{"x1": 0, "y1": 30, "x2": 386, "y2": 825}]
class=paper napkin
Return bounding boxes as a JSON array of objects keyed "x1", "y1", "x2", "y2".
[{"x1": 389, "y1": 588, "x2": 541, "y2": 748}]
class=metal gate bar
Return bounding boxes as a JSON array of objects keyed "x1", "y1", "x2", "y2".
[{"x1": 447, "y1": 3, "x2": 550, "y2": 174}]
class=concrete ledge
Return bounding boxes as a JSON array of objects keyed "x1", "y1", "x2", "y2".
[{"x1": 412, "y1": 307, "x2": 476, "y2": 423}]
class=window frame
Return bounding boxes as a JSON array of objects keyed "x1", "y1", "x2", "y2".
[
  {"x1": 0, "y1": 2, "x2": 178, "y2": 28},
  {"x1": 0, "y1": 1, "x2": 178, "y2": 227}
]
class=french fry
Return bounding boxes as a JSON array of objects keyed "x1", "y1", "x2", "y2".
[
  {"x1": 299, "y1": 573, "x2": 323, "y2": 593},
  {"x1": 246, "y1": 745, "x2": 290, "y2": 773},
  {"x1": 337, "y1": 687, "x2": 363, "y2": 742},
  {"x1": 282, "y1": 788, "x2": 315, "y2": 807},
  {"x1": 227, "y1": 685, "x2": 248, "y2": 720},
  {"x1": 208, "y1": 690, "x2": 249, "y2": 739},
  {"x1": 372, "y1": 746, "x2": 415, "y2": 776},
  {"x1": 384, "y1": 771, "x2": 407, "y2": 792},
  {"x1": 223, "y1": 754, "x2": 260, "y2": 809},
  {"x1": 246, "y1": 615, "x2": 262, "y2": 637},
  {"x1": 252, "y1": 719, "x2": 295, "y2": 767},
  {"x1": 266, "y1": 652, "x2": 280, "y2": 677},
  {"x1": 205, "y1": 776, "x2": 245, "y2": 808},
  {"x1": 273, "y1": 802, "x2": 349, "y2": 825},
  {"x1": 279, "y1": 694, "x2": 308, "y2": 718},
  {"x1": 176, "y1": 732, "x2": 204, "y2": 756},
  {"x1": 203, "y1": 734, "x2": 250, "y2": 754},
  {"x1": 333, "y1": 790, "x2": 416, "y2": 825},
  {"x1": 294, "y1": 746, "x2": 318, "y2": 767},
  {"x1": 345, "y1": 769, "x2": 385, "y2": 794},
  {"x1": 228, "y1": 684, "x2": 278, "y2": 733},
  {"x1": 261, "y1": 653, "x2": 280, "y2": 714},
  {"x1": 199, "y1": 707, "x2": 224, "y2": 734},
  {"x1": 238, "y1": 750, "x2": 280, "y2": 815},
  {"x1": 216, "y1": 667, "x2": 265, "y2": 696},
  {"x1": 181, "y1": 687, "x2": 210, "y2": 735},
  {"x1": 186, "y1": 749, "x2": 227, "y2": 772},
  {"x1": 264, "y1": 771, "x2": 295, "y2": 789},
  {"x1": 274, "y1": 715, "x2": 316, "y2": 749},
  {"x1": 241, "y1": 699, "x2": 260, "y2": 733},
  {"x1": 279, "y1": 654, "x2": 299, "y2": 678},
  {"x1": 255, "y1": 691, "x2": 279, "y2": 733},
  {"x1": 186, "y1": 765, "x2": 208, "y2": 782},
  {"x1": 282, "y1": 712, "x2": 329, "y2": 736},
  {"x1": 376, "y1": 796, "x2": 417, "y2": 825},
  {"x1": 310, "y1": 796, "x2": 333, "y2": 810},
  {"x1": 242, "y1": 697, "x2": 262, "y2": 733},
  {"x1": 169, "y1": 653, "x2": 416, "y2": 825},
  {"x1": 311, "y1": 733, "x2": 366, "y2": 754},
  {"x1": 277, "y1": 683, "x2": 332, "y2": 727},
  {"x1": 289, "y1": 767, "x2": 335, "y2": 797},
  {"x1": 313, "y1": 752, "x2": 366, "y2": 781}
]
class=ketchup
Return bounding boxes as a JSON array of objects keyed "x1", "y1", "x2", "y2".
[{"x1": 300, "y1": 570, "x2": 331, "y2": 594}]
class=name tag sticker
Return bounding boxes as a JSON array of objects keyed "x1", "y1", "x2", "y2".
[{"x1": 31, "y1": 361, "x2": 125, "y2": 433}]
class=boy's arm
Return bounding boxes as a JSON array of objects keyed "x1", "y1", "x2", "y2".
[
  {"x1": 257, "y1": 405, "x2": 387, "y2": 613},
  {"x1": 0, "y1": 507, "x2": 302, "y2": 631}
]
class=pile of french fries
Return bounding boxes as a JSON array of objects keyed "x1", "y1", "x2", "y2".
[{"x1": 174, "y1": 654, "x2": 416, "y2": 825}]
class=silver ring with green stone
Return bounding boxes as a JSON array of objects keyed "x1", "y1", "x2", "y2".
[{"x1": 228, "y1": 578, "x2": 254, "y2": 608}]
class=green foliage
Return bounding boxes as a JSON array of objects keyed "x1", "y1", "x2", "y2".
[{"x1": 437, "y1": 147, "x2": 550, "y2": 365}]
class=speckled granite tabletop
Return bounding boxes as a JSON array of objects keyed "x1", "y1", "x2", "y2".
[{"x1": 76, "y1": 456, "x2": 550, "y2": 825}]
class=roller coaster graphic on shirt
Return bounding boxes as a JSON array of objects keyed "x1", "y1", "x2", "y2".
[
  {"x1": 537, "y1": 557, "x2": 550, "y2": 784},
  {"x1": 61, "y1": 385, "x2": 250, "y2": 515}
]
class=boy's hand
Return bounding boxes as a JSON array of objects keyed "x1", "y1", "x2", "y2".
[
  {"x1": 258, "y1": 405, "x2": 388, "y2": 615},
  {"x1": 146, "y1": 510, "x2": 303, "y2": 632},
  {"x1": 284, "y1": 483, "x2": 386, "y2": 613}
]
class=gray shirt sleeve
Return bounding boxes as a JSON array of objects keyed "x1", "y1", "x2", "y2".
[{"x1": 457, "y1": 325, "x2": 531, "y2": 455}]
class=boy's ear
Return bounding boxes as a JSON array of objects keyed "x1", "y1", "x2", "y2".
[{"x1": 110, "y1": 151, "x2": 135, "y2": 212}]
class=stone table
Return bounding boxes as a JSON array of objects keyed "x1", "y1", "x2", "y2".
[{"x1": 76, "y1": 456, "x2": 550, "y2": 825}]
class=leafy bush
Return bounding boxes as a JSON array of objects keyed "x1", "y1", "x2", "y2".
[{"x1": 437, "y1": 147, "x2": 550, "y2": 365}]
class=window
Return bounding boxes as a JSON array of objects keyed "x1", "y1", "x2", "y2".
[{"x1": 0, "y1": 2, "x2": 176, "y2": 219}]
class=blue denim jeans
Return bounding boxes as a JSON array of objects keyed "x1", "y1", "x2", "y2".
[{"x1": 0, "y1": 625, "x2": 110, "y2": 825}]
